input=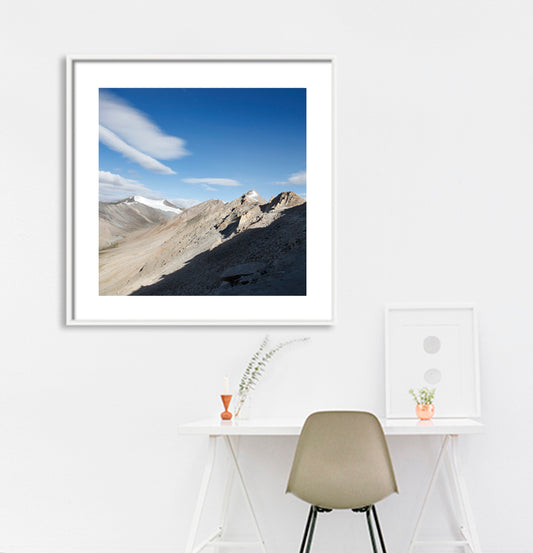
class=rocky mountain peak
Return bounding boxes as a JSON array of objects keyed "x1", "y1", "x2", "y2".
[
  {"x1": 267, "y1": 191, "x2": 305, "y2": 211},
  {"x1": 241, "y1": 189, "x2": 266, "y2": 204},
  {"x1": 224, "y1": 189, "x2": 266, "y2": 211},
  {"x1": 244, "y1": 189, "x2": 263, "y2": 201}
]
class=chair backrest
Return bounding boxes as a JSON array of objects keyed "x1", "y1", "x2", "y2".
[{"x1": 286, "y1": 411, "x2": 398, "y2": 510}]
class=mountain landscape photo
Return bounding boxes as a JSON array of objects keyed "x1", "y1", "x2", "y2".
[{"x1": 98, "y1": 88, "x2": 307, "y2": 296}]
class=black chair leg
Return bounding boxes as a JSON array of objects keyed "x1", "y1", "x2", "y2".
[
  {"x1": 299, "y1": 506, "x2": 314, "y2": 553},
  {"x1": 371, "y1": 505, "x2": 388, "y2": 553},
  {"x1": 365, "y1": 508, "x2": 378, "y2": 553},
  {"x1": 304, "y1": 506, "x2": 318, "y2": 553}
]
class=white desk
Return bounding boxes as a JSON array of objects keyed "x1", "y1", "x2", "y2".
[{"x1": 179, "y1": 417, "x2": 484, "y2": 553}]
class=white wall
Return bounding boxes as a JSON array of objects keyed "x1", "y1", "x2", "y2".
[{"x1": 1, "y1": 1, "x2": 533, "y2": 552}]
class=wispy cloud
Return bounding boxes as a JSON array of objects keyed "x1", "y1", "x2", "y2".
[
  {"x1": 100, "y1": 92, "x2": 189, "y2": 160},
  {"x1": 99, "y1": 170, "x2": 159, "y2": 202},
  {"x1": 288, "y1": 170, "x2": 306, "y2": 185},
  {"x1": 99, "y1": 126, "x2": 176, "y2": 175},
  {"x1": 275, "y1": 170, "x2": 306, "y2": 186},
  {"x1": 182, "y1": 177, "x2": 241, "y2": 187},
  {"x1": 99, "y1": 91, "x2": 189, "y2": 175}
]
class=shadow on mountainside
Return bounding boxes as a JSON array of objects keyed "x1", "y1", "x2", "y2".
[{"x1": 130, "y1": 204, "x2": 306, "y2": 296}]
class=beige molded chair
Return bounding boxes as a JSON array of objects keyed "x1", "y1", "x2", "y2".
[{"x1": 286, "y1": 411, "x2": 398, "y2": 553}]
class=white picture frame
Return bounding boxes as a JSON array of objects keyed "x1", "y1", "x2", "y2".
[
  {"x1": 66, "y1": 55, "x2": 334, "y2": 325},
  {"x1": 385, "y1": 304, "x2": 480, "y2": 419}
]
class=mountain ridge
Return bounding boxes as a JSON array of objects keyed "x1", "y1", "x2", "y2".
[{"x1": 99, "y1": 190, "x2": 306, "y2": 296}]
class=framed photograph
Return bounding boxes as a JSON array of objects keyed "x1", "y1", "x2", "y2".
[
  {"x1": 385, "y1": 304, "x2": 480, "y2": 418},
  {"x1": 66, "y1": 56, "x2": 334, "y2": 325}
]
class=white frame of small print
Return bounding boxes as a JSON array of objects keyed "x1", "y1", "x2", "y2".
[
  {"x1": 385, "y1": 304, "x2": 480, "y2": 419},
  {"x1": 66, "y1": 55, "x2": 335, "y2": 325}
]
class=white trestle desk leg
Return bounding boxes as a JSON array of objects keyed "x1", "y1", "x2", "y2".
[
  {"x1": 185, "y1": 436, "x2": 218, "y2": 553},
  {"x1": 223, "y1": 436, "x2": 268, "y2": 553},
  {"x1": 448, "y1": 435, "x2": 482, "y2": 553},
  {"x1": 407, "y1": 435, "x2": 450, "y2": 553},
  {"x1": 444, "y1": 450, "x2": 470, "y2": 551},
  {"x1": 215, "y1": 437, "x2": 239, "y2": 553},
  {"x1": 408, "y1": 434, "x2": 482, "y2": 553}
]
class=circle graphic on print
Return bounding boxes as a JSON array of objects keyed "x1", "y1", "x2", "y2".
[
  {"x1": 424, "y1": 368, "x2": 442, "y2": 385},
  {"x1": 423, "y1": 335, "x2": 441, "y2": 354}
]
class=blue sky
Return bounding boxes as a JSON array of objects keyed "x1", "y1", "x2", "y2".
[{"x1": 99, "y1": 88, "x2": 306, "y2": 205}]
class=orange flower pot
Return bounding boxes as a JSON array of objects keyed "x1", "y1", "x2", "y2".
[{"x1": 416, "y1": 404, "x2": 435, "y2": 421}]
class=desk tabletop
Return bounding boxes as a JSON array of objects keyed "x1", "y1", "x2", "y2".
[{"x1": 178, "y1": 417, "x2": 484, "y2": 436}]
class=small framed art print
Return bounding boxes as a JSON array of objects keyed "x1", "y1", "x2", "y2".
[{"x1": 385, "y1": 304, "x2": 480, "y2": 418}]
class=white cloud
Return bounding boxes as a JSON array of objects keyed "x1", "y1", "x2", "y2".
[
  {"x1": 276, "y1": 170, "x2": 306, "y2": 186},
  {"x1": 99, "y1": 126, "x2": 176, "y2": 175},
  {"x1": 288, "y1": 170, "x2": 306, "y2": 185},
  {"x1": 99, "y1": 92, "x2": 189, "y2": 160},
  {"x1": 182, "y1": 177, "x2": 241, "y2": 187},
  {"x1": 99, "y1": 170, "x2": 159, "y2": 202}
]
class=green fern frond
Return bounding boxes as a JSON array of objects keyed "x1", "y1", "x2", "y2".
[{"x1": 234, "y1": 336, "x2": 309, "y2": 416}]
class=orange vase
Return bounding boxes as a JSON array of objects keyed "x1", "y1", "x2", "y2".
[
  {"x1": 220, "y1": 394, "x2": 233, "y2": 420},
  {"x1": 416, "y1": 404, "x2": 435, "y2": 421}
]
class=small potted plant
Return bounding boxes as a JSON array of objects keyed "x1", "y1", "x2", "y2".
[{"x1": 409, "y1": 386, "x2": 436, "y2": 420}]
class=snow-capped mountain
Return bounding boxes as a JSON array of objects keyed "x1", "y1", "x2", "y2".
[
  {"x1": 126, "y1": 196, "x2": 183, "y2": 215},
  {"x1": 100, "y1": 196, "x2": 182, "y2": 250},
  {"x1": 245, "y1": 190, "x2": 261, "y2": 201}
]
